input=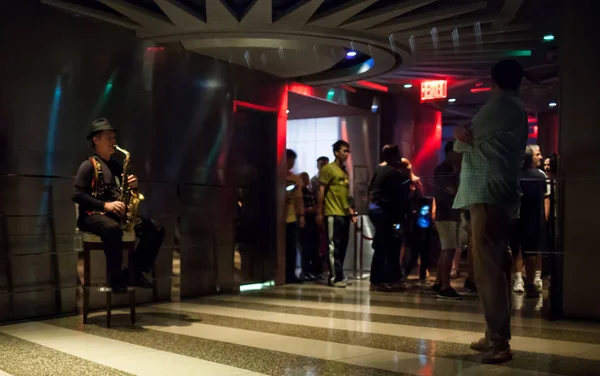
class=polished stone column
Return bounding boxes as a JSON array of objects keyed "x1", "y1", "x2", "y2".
[{"x1": 558, "y1": 0, "x2": 600, "y2": 319}]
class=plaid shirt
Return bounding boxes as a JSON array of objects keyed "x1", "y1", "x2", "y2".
[{"x1": 452, "y1": 91, "x2": 529, "y2": 219}]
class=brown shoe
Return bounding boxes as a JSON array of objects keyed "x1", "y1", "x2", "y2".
[
  {"x1": 470, "y1": 337, "x2": 492, "y2": 352},
  {"x1": 482, "y1": 343, "x2": 513, "y2": 364}
]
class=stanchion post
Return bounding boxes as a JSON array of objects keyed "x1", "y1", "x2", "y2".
[
  {"x1": 353, "y1": 218, "x2": 358, "y2": 279},
  {"x1": 359, "y1": 215, "x2": 364, "y2": 279}
]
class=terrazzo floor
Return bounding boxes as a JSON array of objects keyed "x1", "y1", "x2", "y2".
[{"x1": 1, "y1": 278, "x2": 599, "y2": 376}]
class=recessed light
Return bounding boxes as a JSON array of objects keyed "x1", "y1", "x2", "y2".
[
  {"x1": 346, "y1": 51, "x2": 357, "y2": 58},
  {"x1": 448, "y1": 98, "x2": 456, "y2": 103},
  {"x1": 543, "y1": 34, "x2": 555, "y2": 42},
  {"x1": 549, "y1": 102, "x2": 557, "y2": 107},
  {"x1": 403, "y1": 84, "x2": 413, "y2": 89},
  {"x1": 286, "y1": 109, "x2": 290, "y2": 113}
]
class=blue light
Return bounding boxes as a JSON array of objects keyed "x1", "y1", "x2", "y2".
[
  {"x1": 346, "y1": 51, "x2": 357, "y2": 58},
  {"x1": 358, "y1": 58, "x2": 374, "y2": 73}
]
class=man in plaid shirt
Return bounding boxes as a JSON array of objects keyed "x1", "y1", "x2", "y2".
[{"x1": 453, "y1": 60, "x2": 528, "y2": 364}]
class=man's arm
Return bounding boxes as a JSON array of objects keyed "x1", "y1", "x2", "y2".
[{"x1": 72, "y1": 160, "x2": 106, "y2": 211}]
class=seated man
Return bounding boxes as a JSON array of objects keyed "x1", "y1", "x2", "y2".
[{"x1": 72, "y1": 118, "x2": 164, "y2": 293}]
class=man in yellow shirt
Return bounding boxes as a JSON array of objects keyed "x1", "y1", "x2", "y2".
[
  {"x1": 285, "y1": 149, "x2": 305, "y2": 284},
  {"x1": 316, "y1": 140, "x2": 356, "y2": 287}
]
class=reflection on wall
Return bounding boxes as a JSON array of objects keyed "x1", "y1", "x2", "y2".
[{"x1": 0, "y1": 1, "x2": 286, "y2": 322}]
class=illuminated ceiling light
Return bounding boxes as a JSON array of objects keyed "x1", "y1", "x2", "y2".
[
  {"x1": 346, "y1": 50, "x2": 357, "y2": 58},
  {"x1": 506, "y1": 49, "x2": 532, "y2": 57},
  {"x1": 448, "y1": 98, "x2": 456, "y2": 103},
  {"x1": 549, "y1": 102, "x2": 557, "y2": 107},
  {"x1": 543, "y1": 34, "x2": 555, "y2": 42},
  {"x1": 356, "y1": 80, "x2": 389, "y2": 92},
  {"x1": 371, "y1": 104, "x2": 378, "y2": 112},
  {"x1": 327, "y1": 89, "x2": 335, "y2": 100},
  {"x1": 403, "y1": 84, "x2": 413, "y2": 89},
  {"x1": 286, "y1": 109, "x2": 290, "y2": 113},
  {"x1": 357, "y1": 58, "x2": 374, "y2": 74},
  {"x1": 470, "y1": 87, "x2": 492, "y2": 93}
]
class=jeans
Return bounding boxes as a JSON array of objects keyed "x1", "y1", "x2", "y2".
[
  {"x1": 299, "y1": 214, "x2": 320, "y2": 275},
  {"x1": 78, "y1": 214, "x2": 164, "y2": 283},
  {"x1": 325, "y1": 216, "x2": 350, "y2": 283},
  {"x1": 285, "y1": 222, "x2": 298, "y2": 282},
  {"x1": 404, "y1": 225, "x2": 431, "y2": 279},
  {"x1": 369, "y1": 210, "x2": 404, "y2": 284}
]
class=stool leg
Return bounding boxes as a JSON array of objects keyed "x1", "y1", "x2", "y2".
[
  {"x1": 128, "y1": 243, "x2": 136, "y2": 325},
  {"x1": 106, "y1": 256, "x2": 112, "y2": 328},
  {"x1": 83, "y1": 246, "x2": 90, "y2": 324},
  {"x1": 106, "y1": 291, "x2": 111, "y2": 328}
]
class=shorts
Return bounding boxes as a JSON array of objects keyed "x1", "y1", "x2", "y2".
[
  {"x1": 436, "y1": 221, "x2": 461, "y2": 250},
  {"x1": 510, "y1": 219, "x2": 542, "y2": 256}
]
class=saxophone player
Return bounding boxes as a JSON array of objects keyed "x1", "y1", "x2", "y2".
[{"x1": 72, "y1": 118, "x2": 164, "y2": 293}]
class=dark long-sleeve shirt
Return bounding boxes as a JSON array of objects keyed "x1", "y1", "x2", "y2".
[{"x1": 72, "y1": 155, "x2": 122, "y2": 218}]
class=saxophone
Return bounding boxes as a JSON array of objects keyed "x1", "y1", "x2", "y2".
[{"x1": 114, "y1": 145, "x2": 144, "y2": 231}]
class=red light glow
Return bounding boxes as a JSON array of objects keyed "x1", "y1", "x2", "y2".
[
  {"x1": 529, "y1": 125, "x2": 539, "y2": 139},
  {"x1": 420, "y1": 80, "x2": 447, "y2": 101},
  {"x1": 412, "y1": 111, "x2": 442, "y2": 171},
  {"x1": 277, "y1": 87, "x2": 289, "y2": 163},
  {"x1": 339, "y1": 84, "x2": 357, "y2": 93},
  {"x1": 356, "y1": 81, "x2": 389, "y2": 92},
  {"x1": 470, "y1": 87, "x2": 492, "y2": 93},
  {"x1": 288, "y1": 83, "x2": 315, "y2": 97},
  {"x1": 233, "y1": 100, "x2": 277, "y2": 113}
]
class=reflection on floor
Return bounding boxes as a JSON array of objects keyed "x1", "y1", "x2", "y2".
[{"x1": 1, "y1": 278, "x2": 600, "y2": 376}]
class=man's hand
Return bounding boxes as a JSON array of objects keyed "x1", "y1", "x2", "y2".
[
  {"x1": 104, "y1": 201, "x2": 126, "y2": 217},
  {"x1": 351, "y1": 215, "x2": 358, "y2": 224},
  {"x1": 454, "y1": 125, "x2": 473, "y2": 145},
  {"x1": 298, "y1": 215, "x2": 306, "y2": 229},
  {"x1": 316, "y1": 213, "x2": 324, "y2": 226},
  {"x1": 127, "y1": 174, "x2": 138, "y2": 189}
]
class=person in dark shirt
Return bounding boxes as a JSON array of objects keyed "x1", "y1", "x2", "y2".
[
  {"x1": 298, "y1": 172, "x2": 320, "y2": 279},
  {"x1": 368, "y1": 145, "x2": 411, "y2": 291},
  {"x1": 72, "y1": 118, "x2": 164, "y2": 293},
  {"x1": 510, "y1": 144, "x2": 549, "y2": 298},
  {"x1": 432, "y1": 141, "x2": 463, "y2": 299}
]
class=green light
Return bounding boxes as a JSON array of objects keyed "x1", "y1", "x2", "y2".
[
  {"x1": 327, "y1": 89, "x2": 335, "y2": 100},
  {"x1": 506, "y1": 50, "x2": 532, "y2": 57},
  {"x1": 404, "y1": 84, "x2": 413, "y2": 89},
  {"x1": 543, "y1": 34, "x2": 554, "y2": 42},
  {"x1": 239, "y1": 280, "x2": 275, "y2": 292}
]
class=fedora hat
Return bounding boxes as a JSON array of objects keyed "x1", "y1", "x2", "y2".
[{"x1": 86, "y1": 118, "x2": 118, "y2": 140}]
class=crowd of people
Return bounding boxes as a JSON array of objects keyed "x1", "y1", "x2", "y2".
[{"x1": 284, "y1": 59, "x2": 558, "y2": 365}]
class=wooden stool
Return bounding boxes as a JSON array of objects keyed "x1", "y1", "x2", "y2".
[{"x1": 81, "y1": 230, "x2": 136, "y2": 328}]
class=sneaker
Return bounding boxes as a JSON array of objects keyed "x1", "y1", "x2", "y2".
[
  {"x1": 482, "y1": 343, "x2": 513, "y2": 364},
  {"x1": 470, "y1": 337, "x2": 492, "y2": 352},
  {"x1": 464, "y1": 278, "x2": 478, "y2": 293},
  {"x1": 437, "y1": 287, "x2": 462, "y2": 300},
  {"x1": 370, "y1": 283, "x2": 393, "y2": 292},
  {"x1": 534, "y1": 278, "x2": 543, "y2": 293},
  {"x1": 513, "y1": 278, "x2": 525, "y2": 293},
  {"x1": 331, "y1": 281, "x2": 347, "y2": 288},
  {"x1": 525, "y1": 283, "x2": 540, "y2": 299}
]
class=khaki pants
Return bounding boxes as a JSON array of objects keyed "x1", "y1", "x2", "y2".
[{"x1": 470, "y1": 204, "x2": 513, "y2": 344}]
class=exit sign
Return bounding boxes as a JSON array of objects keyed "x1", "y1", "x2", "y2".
[{"x1": 421, "y1": 80, "x2": 448, "y2": 101}]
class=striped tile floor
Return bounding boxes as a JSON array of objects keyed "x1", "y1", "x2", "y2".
[{"x1": 1, "y1": 279, "x2": 599, "y2": 375}]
